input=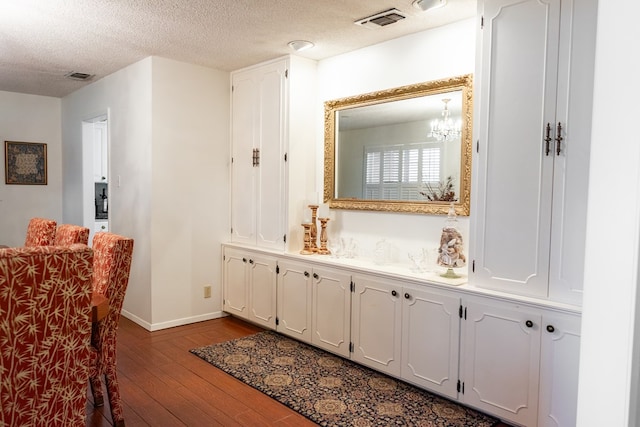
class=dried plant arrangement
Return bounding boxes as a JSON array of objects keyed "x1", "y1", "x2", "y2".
[{"x1": 419, "y1": 176, "x2": 457, "y2": 202}]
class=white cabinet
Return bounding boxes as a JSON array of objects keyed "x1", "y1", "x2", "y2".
[
  {"x1": 92, "y1": 120, "x2": 108, "y2": 182},
  {"x1": 277, "y1": 259, "x2": 351, "y2": 357},
  {"x1": 461, "y1": 297, "x2": 581, "y2": 427},
  {"x1": 472, "y1": 0, "x2": 597, "y2": 304},
  {"x1": 222, "y1": 247, "x2": 277, "y2": 329},
  {"x1": 94, "y1": 220, "x2": 108, "y2": 233},
  {"x1": 538, "y1": 311, "x2": 581, "y2": 427},
  {"x1": 230, "y1": 56, "x2": 317, "y2": 251},
  {"x1": 351, "y1": 274, "x2": 461, "y2": 399}
]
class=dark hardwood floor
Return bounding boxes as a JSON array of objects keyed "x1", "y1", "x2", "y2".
[{"x1": 86, "y1": 316, "x2": 511, "y2": 427}]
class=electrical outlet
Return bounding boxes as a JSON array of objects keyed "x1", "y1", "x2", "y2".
[{"x1": 204, "y1": 285, "x2": 212, "y2": 299}]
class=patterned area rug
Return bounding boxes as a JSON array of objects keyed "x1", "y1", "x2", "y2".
[{"x1": 190, "y1": 331, "x2": 499, "y2": 427}]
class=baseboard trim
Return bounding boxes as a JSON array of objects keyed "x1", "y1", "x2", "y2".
[{"x1": 121, "y1": 310, "x2": 227, "y2": 331}]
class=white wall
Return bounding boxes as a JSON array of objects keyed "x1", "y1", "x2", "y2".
[
  {"x1": 61, "y1": 57, "x2": 229, "y2": 330},
  {"x1": 62, "y1": 58, "x2": 154, "y2": 324},
  {"x1": 577, "y1": 0, "x2": 640, "y2": 424},
  {"x1": 150, "y1": 57, "x2": 229, "y2": 329},
  {"x1": 0, "y1": 91, "x2": 62, "y2": 246},
  {"x1": 314, "y1": 19, "x2": 475, "y2": 266}
]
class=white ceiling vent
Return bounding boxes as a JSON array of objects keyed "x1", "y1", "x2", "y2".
[
  {"x1": 354, "y1": 8, "x2": 407, "y2": 29},
  {"x1": 65, "y1": 72, "x2": 95, "y2": 81}
]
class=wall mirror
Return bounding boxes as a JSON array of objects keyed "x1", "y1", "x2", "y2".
[{"x1": 324, "y1": 74, "x2": 473, "y2": 215}]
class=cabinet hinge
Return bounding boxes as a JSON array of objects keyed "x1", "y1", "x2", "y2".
[
  {"x1": 283, "y1": 234, "x2": 287, "y2": 243},
  {"x1": 459, "y1": 305, "x2": 463, "y2": 319},
  {"x1": 276, "y1": 317, "x2": 279, "y2": 326},
  {"x1": 230, "y1": 227, "x2": 233, "y2": 234},
  {"x1": 472, "y1": 260, "x2": 475, "y2": 273},
  {"x1": 457, "y1": 380, "x2": 465, "y2": 394},
  {"x1": 476, "y1": 140, "x2": 479, "y2": 153},
  {"x1": 276, "y1": 265, "x2": 280, "y2": 274},
  {"x1": 349, "y1": 342, "x2": 354, "y2": 353},
  {"x1": 350, "y1": 281, "x2": 355, "y2": 292},
  {"x1": 480, "y1": 16, "x2": 484, "y2": 29},
  {"x1": 285, "y1": 69, "x2": 289, "y2": 78},
  {"x1": 231, "y1": 156, "x2": 234, "y2": 163},
  {"x1": 284, "y1": 153, "x2": 288, "y2": 162}
]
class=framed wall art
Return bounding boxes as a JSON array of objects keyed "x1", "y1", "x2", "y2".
[{"x1": 4, "y1": 141, "x2": 48, "y2": 185}]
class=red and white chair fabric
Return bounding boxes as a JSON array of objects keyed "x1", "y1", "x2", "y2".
[
  {"x1": 89, "y1": 232, "x2": 134, "y2": 427},
  {"x1": 0, "y1": 244, "x2": 94, "y2": 427},
  {"x1": 23, "y1": 217, "x2": 57, "y2": 247},
  {"x1": 54, "y1": 224, "x2": 90, "y2": 246}
]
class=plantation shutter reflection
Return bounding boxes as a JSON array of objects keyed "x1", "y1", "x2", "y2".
[{"x1": 364, "y1": 143, "x2": 441, "y2": 200}]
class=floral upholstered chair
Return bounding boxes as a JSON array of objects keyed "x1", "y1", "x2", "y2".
[
  {"x1": 0, "y1": 244, "x2": 94, "y2": 427},
  {"x1": 23, "y1": 217, "x2": 57, "y2": 246},
  {"x1": 89, "y1": 232, "x2": 134, "y2": 427},
  {"x1": 54, "y1": 224, "x2": 90, "y2": 245}
]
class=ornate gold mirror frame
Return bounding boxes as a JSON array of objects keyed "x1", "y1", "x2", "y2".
[{"x1": 323, "y1": 74, "x2": 473, "y2": 215}]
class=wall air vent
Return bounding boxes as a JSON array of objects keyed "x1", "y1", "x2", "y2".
[
  {"x1": 354, "y1": 8, "x2": 407, "y2": 29},
  {"x1": 65, "y1": 72, "x2": 95, "y2": 81}
]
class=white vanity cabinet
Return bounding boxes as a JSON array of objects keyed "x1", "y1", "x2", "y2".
[
  {"x1": 351, "y1": 274, "x2": 461, "y2": 399},
  {"x1": 472, "y1": 0, "x2": 597, "y2": 305},
  {"x1": 460, "y1": 297, "x2": 581, "y2": 427},
  {"x1": 222, "y1": 247, "x2": 277, "y2": 329},
  {"x1": 276, "y1": 259, "x2": 351, "y2": 358},
  {"x1": 229, "y1": 56, "x2": 317, "y2": 251}
]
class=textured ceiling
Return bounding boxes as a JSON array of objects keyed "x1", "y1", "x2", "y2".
[{"x1": 0, "y1": 0, "x2": 476, "y2": 98}]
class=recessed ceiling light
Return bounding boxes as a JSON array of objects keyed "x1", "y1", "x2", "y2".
[
  {"x1": 412, "y1": 0, "x2": 447, "y2": 12},
  {"x1": 288, "y1": 40, "x2": 314, "y2": 52}
]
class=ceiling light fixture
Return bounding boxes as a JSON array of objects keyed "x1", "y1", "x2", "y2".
[
  {"x1": 288, "y1": 40, "x2": 314, "y2": 52},
  {"x1": 430, "y1": 98, "x2": 461, "y2": 141},
  {"x1": 412, "y1": 0, "x2": 447, "y2": 12}
]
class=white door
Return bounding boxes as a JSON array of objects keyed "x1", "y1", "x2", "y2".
[
  {"x1": 547, "y1": 0, "x2": 597, "y2": 305},
  {"x1": 230, "y1": 70, "x2": 257, "y2": 245},
  {"x1": 538, "y1": 311, "x2": 581, "y2": 427},
  {"x1": 473, "y1": 0, "x2": 561, "y2": 298},
  {"x1": 276, "y1": 259, "x2": 312, "y2": 342},
  {"x1": 351, "y1": 274, "x2": 402, "y2": 376},
  {"x1": 462, "y1": 298, "x2": 541, "y2": 426},
  {"x1": 401, "y1": 286, "x2": 460, "y2": 399},
  {"x1": 311, "y1": 266, "x2": 351, "y2": 358},
  {"x1": 248, "y1": 254, "x2": 277, "y2": 329},
  {"x1": 222, "y1": 248, "x2": 249, "y2": 320},
  {"x1": 255, "y1": 61, "x2": 287, "y2": 249}
]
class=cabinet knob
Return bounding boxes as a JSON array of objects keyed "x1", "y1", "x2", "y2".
[
  {"x1": 304, "y1": 271, "x2": 310, "y2": 277},
  {"x1": 404, "y1": 292, "x2": 410, "y2": 299},
  {"x1": 313, "y1": 273, "x2": 319, "y2": 279},
  {"x1": 391, "y1": 290, "x2": 397, "y2": 297},
  {"x1": 546, "y1": 324, "x2": 555, "y2": 333},
  {"x1": 249, "y1": 259, "x2": 254, "y2": 264},
  {"x1": 525, "y1": 320, "x2": 534, "y2": 328},
  {"x1": 101, "y1": 225, "x2": 106, "y2": 230},
  {"x1": 242, "y1": 258, "x2": 247, "y2": 263}
]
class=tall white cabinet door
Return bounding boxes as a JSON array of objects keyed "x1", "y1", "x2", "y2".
[
  {"x1": 248, "y1": 255, "x2": 277, "y2": 329},
  {"x1": 547, "y1": 0, "x2": 598, "y2": 305},
  {"x1": 255, "y1": 62, "x2": 286, "y2": 249},
  {"x1": 462, "y1": 299, "x2": 541, "y2": 427},
  {"x1": 351, "y1": 274, "x2": 402, "y2": 377},
  {"x1": 230, "y1": 60, "x2": 286, "y2": 250},
  {"x1": 473, "y1": 0, "x2": 561, "y2": 298},
  {"x1": 538, "y1": 312, "x2": 581, "y2": 427},
  {"x1": 222, "y1": 248, "x2": 249, "y2": 319},
  {"x1": 276, "y1": 259, "x2": 312, "y2": 342},
  {"x1": 401, "y1": 287, "x2": 460, "y2": 399},
  {"x1": 230, "y1": 71, "x2": 257, "y2": 245},
  {"x1": 311, "y1": 266, "x2": 351, "y2": 358}
]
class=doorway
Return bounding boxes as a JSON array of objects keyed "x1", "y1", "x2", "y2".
[{"x1": 82, "y1": 114, "x2": 109, "y2": 245}]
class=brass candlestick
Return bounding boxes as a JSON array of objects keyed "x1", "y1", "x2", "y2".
[
  {"x1": 308, "y1": 204, "x2": 319, "y2": 253},
  {"x1": 300, "y1": 223, "x2": 314, "y2": 255},
  {"x1": 317, "y1": 218, "x2": 331, "y2": 255}
]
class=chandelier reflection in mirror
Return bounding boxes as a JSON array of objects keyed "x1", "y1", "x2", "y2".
[{"x1": 430, "y1": 98, "x2": 462, "y2": 141}]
